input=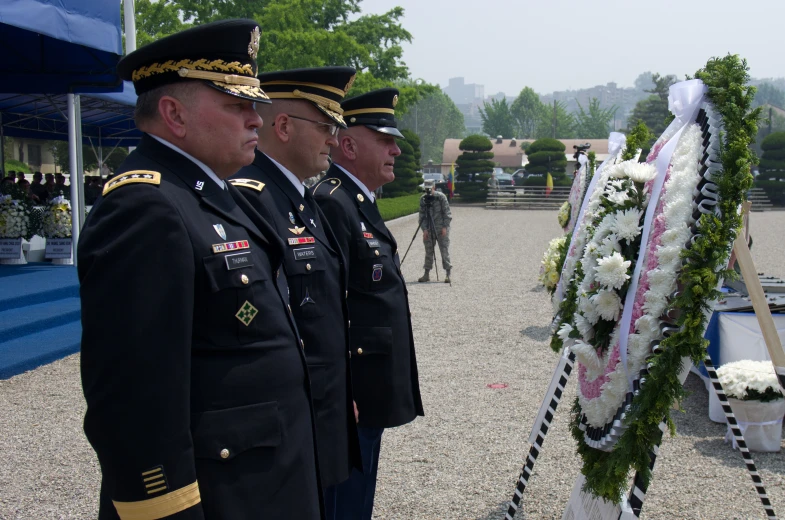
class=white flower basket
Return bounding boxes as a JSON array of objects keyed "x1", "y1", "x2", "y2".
[
  {"x1": 0, "y1": 237, "x2": 26, "y2": 265},
  {"x1": 725, "y1": 397, "x2": 785, "y2": 453}
]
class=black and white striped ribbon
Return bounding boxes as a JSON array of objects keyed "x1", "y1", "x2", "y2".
[{"x1": 504, "y1": 350, "x2": 575, "y2": 520}]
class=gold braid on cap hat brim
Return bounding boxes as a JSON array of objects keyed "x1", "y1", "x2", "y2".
[
  {"x1": 131, "y1": 59, "x2": 255, "y2": 82},
  {"x1": 265, "y1": 89, "x2": 344, "y2": 115}
]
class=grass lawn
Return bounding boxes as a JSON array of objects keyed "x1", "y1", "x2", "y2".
[{"x1": 378, "y1": 193, "x2": 421, "y2": 221}]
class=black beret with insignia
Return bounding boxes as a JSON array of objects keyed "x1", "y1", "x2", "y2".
[
  {"x1": 117, "y1": 19, "x2": 270, "y2": 103},
  {"x1": 341, "y1": 87, "x2": 403, "y2": 138},
  {"x1": 258, "y1": 66, "x2": 356, "y2": 128}
]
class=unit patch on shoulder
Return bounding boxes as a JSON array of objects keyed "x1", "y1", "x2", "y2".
[
  {"x1": 103, "y1": 171, "x2": 161, "y2": 196},
  {"x1": 228, "y1": 178, "x2": 265, "y2": 192}
]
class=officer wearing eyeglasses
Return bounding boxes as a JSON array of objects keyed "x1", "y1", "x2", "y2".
[{"x1": 229, "y1": 67, "x2": 362, "y2": 514}]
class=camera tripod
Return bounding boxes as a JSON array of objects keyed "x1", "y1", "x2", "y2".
[{"x1": 401, "y1": 193, "x2": 448, "y2": 285}]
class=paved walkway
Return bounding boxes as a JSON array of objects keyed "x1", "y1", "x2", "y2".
[{"x1": 1, "y1": 207, "x2": 784, "y2": 519}]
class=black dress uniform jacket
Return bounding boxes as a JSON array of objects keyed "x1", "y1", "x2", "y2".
[
  {"x1": 311, "y1": 164, "x2": 424, "y2": 429},
  {"x1": 231, "y1": 151, "x2": 361, "y2": 488},
  {"x1": 78, "y1": 135, "x2": 322, "y2": 520}
]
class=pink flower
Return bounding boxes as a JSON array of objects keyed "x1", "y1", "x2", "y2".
[{"x1": 579, "y1": 343, "x2": 621, "y2": 399}]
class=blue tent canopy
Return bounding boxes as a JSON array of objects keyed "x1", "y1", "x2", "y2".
[
  {"x1": 0, "y1": 82, "x2": 140, "y2": 147},
  {"x1": 0, "y1": 0, "x2": 123, "y2": 93}
]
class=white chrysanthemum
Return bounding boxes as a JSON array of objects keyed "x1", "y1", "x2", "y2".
[
  {"x1": 716, "y1": 360, "x2": 784, "y2": 400},
  {"x1": 579, "y1": 295, "x2": 601, "y2": 324},
  {"x1": 594, "y1": 252, "x2": 631, "y2": 290},
  {"x1": 591, "y1": 290, "x2": 622, "y2": 321},
  {"x1": 613, "y1": 208, "x2": 643, "y2": 242},
  {"x1": 572, "y1": 340, "x2": 604, "y2": 373},
  {"x1": 597, "y1": 233, "x2": 621, "y2": 258},
  {"x1": 594, "y1": 214, "x2": 616, "y2": 241},
  {"x1": 623, "y1": 162, "x2": 658, "y2": 183},
  {"x1": 605, "y1": 163, "x2": 626, "y2": 179},
  {"x1": 634, "y1": 314, "x2": 661, "y2": 338},
  {"x1": 605, "y1": 189, "x2": 630, "y2": 206},
  {"x1": 574, "y1": 313, "x2": 594, "y2": 340},
  {"x1": 557, "y1": 323, "x2": 574, "y2": 342}
]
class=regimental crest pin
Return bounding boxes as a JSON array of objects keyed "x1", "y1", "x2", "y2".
[
  {"x1": 213, "y1": 224, "x2": 227, "y2": 240},
  {"x1": 299, "y1": 204, "x2": 305, "y2": 212},
  {"x1": 288, "y1": 226, "x2": 306, "y2": 235},
  {"x1": 288, "y1": 212, "x2": 296, "y2": 225},
  {"x1": 357, "y1": 194, "x2": 364, "y2": 203}
]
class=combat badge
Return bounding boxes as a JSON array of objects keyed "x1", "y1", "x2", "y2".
[
  {"x1": 372, "y1": 264, "x2": 383, "y2": 282},
  {"x1": 213, "y1": 224, "x2": 227, "y2": 240},
  {"x1": 236, "y1": 301, "x2": 258, "y2": 326},
  {"x1": 288, "y1": 226, "x2": 305, "y2": 235}
]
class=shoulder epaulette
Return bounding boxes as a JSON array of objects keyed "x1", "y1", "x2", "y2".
[
  {"x1": 103, "y1": 171, "x2": 161, "y2": 196},
  {"x1": 312, "y1": 177, "x2": 341, "y2": 196},
  {"x1": 228, "y1": 178, "x2": 265, "y2": 192}
]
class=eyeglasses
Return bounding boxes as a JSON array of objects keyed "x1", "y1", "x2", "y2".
[{"x1": 285, "y1": 114, "x2": 340, "y2": 136}]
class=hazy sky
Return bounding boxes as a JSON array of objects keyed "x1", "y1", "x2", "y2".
[{"x1": 358, "y1": 0, "x2": 783, "y2": 95}]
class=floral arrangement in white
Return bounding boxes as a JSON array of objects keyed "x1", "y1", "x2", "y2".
[
  {"x1": 557, "y1": 201, "x2": 571, "y2": 229},
  {"x1": 42, "y1": 195, "x2": 72, "y2": 238},
  {"x1": 0, "y1": 194, "x2": 33, "y2": 239},
  {"x1": 717, "y1": 360, "x2": 785, "y2": 402},
  {"x1": 539, "y1": 236, "x2": 568, "y2": 294}
]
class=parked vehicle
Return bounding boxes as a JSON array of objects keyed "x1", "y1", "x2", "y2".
[{"x1": 495, "y1": 173, "x2": 515, "y2": 188}]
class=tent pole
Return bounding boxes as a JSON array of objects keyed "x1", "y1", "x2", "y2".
[
  {"x1": 68, "y1": 94, "x2": 80, "y2": 264},
  {"x1": 124, "y1": 0, "x2": 137, "y2": 54},
  {"x1": 98, "y1": 129, "x2": 104, "y2": 178},
  {"x1": 0, "y1": 113, "x2": 5, "y2": 174},
  {"x1": 75, "y1": 96, "x2": 86, "y2": 233}
]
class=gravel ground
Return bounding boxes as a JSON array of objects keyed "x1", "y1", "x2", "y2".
[{"x1": 1, "y1": 208, "x2": 784, "y2": 519}]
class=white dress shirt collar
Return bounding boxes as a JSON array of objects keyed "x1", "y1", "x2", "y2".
[
  {"x1": 263, "y1": 153, "x2": 305, "y2": 197},
  {"x1": 149, "y1": 133, "x2": 226, "y2": 189}
]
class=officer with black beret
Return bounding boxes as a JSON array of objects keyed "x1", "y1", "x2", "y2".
[
  {"x1": 229, "y1": 66, "x2": 362, "y2": 514},
  {"x1": 311, "y1": 88, "x2": 424, "y2": 520},
  {"x1": 78, "y1": 20, "x2": 323, "y2": 519}
]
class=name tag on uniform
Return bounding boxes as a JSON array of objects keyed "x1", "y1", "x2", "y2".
[
  {"x1": 365, "y1": 239, "x2": 380, "y2": 248},
  {"x1": 288, "y1": 237, "x2": 316, "y2": 246},
  {"x1": 212, "y1": 240, "x2": 250, "y2": 254},
  {"x1": 225, "y1": 251, "x2": 254, "y2": 270},
  {"x1": 293, "y1": 247, "x2": 317, "y2": 261}
]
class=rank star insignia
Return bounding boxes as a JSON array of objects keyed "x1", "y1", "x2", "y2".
[
  {"x1": 235, "y1": 301, "x2": 258, "y2": 326},
  {"x1": 288, "y1": 226, "x2": 305, "y2": 235},
  {"x1": 357, "y1": 194, "x2": 364, "y2": 203},
  {"x1": 213, "y1": 224, "x2": 227, "y2": 240}
]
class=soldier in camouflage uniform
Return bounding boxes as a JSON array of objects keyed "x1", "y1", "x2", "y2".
[{"x1": 418, "y1": 179, "x2": 452, "y2": 283}]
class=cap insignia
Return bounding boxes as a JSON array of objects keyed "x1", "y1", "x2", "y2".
[
  {"x1": 248, "y1": 26, "x2": 261, "y2": 60},
  {"x1": 392, "y1": 94, "x2": 399, "y2": 108},
  {"x1": 344, "y1": 74, "x2": 356, "y2": 94}
]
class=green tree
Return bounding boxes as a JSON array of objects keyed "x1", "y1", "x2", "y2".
[
  {"x1": 133, "y1": 1, "x2": 412, "y2": 83},
  {"x1": 398, "y1": 90, "x2": 465, "y2": 163},
  {"x1": 386, "y1": 129, "x2": 420, "y2": 196},
  {"x1": 510, "y1": 87, "x2": 547, "y2": 138},
  {"x1": 479, "y1": 98, "x2": 515, "y2": 138},
  {"x1": 525, "y1": 138, "x2": 566, "y2": 175},
  {"x1": 759, "y1": 131, "x2": 785, "y2": 179},
  {"x1": 627, "y1": 73, "x2": 677, "y2": 136},
  {"x1": 51, "y1": 142, "x2": 128, "y2": 175},
  {"x1": 753, "y1": 83, "x2": 785, "y2": 108},
  {"x1": 575, "y1": 98, "x2": 618, "y2": 138},
  {"x1": 534, "y1": 101, "x2": 575, "y2": 139},
  {"x1": 454, "y1": 134, "x2": 493, "y2": 201}
]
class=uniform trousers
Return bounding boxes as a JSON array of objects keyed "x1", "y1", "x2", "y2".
[
  {"x1": 325, "y1": 427, "x2": 384, "y2": 520},
  {"x1": 423, "y1": 230, "x2": 451, "y2": 271}
]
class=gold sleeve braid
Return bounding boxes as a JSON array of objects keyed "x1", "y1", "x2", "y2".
[{"x1": 112, "y1": 481, "x2": 200, "y2": 520}]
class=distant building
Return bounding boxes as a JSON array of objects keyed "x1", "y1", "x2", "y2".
[
  {"x1": 540, "y1": 82, "x2": 649, "y2": 130},
  {"x1": 443, "y1": 77, "x2": 486, "y2": 135},
  {"x1": 3, "y1": 137, "x2": 57, "y2": 174}
]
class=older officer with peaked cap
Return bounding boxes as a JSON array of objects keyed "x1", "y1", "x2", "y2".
[
  {"x1": 78, "y1": 20, "x2": 323, "y2": 520},
  {"x1": 229, "y1": 66, "x2": 361, "y2": 515},
  {"x1": 311, "y1": 88, "x2": 424, "y2": 520}
]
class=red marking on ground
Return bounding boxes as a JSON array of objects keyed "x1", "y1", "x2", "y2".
[{"x1": 486, "y1": 383, "x2": 508, "y2": 389}]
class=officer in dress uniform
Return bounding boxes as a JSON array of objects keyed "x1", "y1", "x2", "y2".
[
  {"x1": 77, "y1": 20, "x2": 323, "y2": 520},
  {"x1": 228, "y1": 67, "x2": 362, "y2": 516},
  {"x1": 311, "y1": 88, "x2": 424, "y2": 520}
]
